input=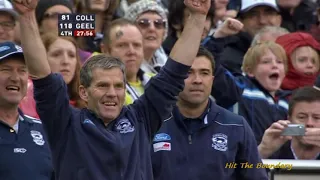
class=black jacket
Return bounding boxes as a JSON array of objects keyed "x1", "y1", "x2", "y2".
[
  {"x1": 220, "y1": 31, "x2": 252, "y2": 75},
  {"x1": 280, "y1": 0, "x2": 317, "y2": 32}
]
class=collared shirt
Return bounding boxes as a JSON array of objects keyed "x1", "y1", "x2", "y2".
[
  {"x1": 291, "y1": 143, "x2": 320, "y2": 160},
  {"x1": 0, "y1": 111, "x2": 53, "y2": 180},
  {"x1": 181, "y1": 100, "x2": 211, "y2": 134},
  {"x1": 151, "y1": 100, "x2": 268, "y2": 180},
  {"x1": 270, "y1": 141, "x2": 320, "y2": 160},
  {"x1": 12, "y1": 116, "x2": 19, "y2": 133}
]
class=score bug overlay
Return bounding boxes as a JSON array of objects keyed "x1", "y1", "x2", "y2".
[{"x1": 58, "y1": 14, "x2": 95, "y2": 37}]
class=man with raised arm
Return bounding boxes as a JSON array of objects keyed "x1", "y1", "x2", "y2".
[{"x1": 12, "y1": 0, "x2": 211, "y2": 179}]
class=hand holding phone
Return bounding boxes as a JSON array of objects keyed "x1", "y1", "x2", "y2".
[{"x1": 281, "y1": 124, "x2": 305, "y2": 136}]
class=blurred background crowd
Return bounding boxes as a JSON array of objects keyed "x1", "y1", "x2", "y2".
[{"x1": 2, "y1": 0, "x2": 320, "y2": 179}]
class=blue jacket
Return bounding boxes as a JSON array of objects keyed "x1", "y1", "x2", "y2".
[
  {"x1": 151, "y1": 100, "x2": 268, "y2": 180},
  {"x1": 203, "y1": 37, "x2": 288, "y2": 145},
  {"x1": 33, "y1": 58, "x2": 190, "y2": 180},
  {"x1": 0, "y1": 110, "x2": 53, "y2": 180}
]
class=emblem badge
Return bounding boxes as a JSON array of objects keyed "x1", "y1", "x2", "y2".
[
  {"x1": 212, "y1": 133, "x2": 228, "y2": 151},
  {"x1": 115, "y1": 118, "x2": 135, "y2": 134},
  {"x1": 30, "y1": 130, "x2": 45, "y2": 146}
]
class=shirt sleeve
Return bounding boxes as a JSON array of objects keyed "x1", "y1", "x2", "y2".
[
  {"x1": 129, "y1": 58, "x2": 190, "y2": 139},
  {"x1": 33, "y1": 73, "x2": 72, "y2": 149}
]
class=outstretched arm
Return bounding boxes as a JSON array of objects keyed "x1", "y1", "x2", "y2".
[
  {"x1": 169, "y1": 0, "x2": 211, "y2": 66},
  {"x1": 131, "y1": 0, "x2": 212, "y2": 137},
  {"x1": 13, "y1": 0, "x2": 50, "y2": 79},
  {"x1": 13, "y1": 0, "x2": 72, "y2": 150}
]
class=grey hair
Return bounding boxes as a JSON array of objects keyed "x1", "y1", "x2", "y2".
[
  {"x1": 80, "y1": 54, "x2": 126, "y2": 88},
  {"x1": 251, "y1": 26, "x2": 289, "y2": 47}
]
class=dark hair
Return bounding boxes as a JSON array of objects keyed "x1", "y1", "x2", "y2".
[
  {"x1": 103, "y1": 18, "x2": 139, "y2": 46},
  {"x1": 288, "y1": 86, "x2": 320, "y2": 115},
  {"x1": 168, "y1": 0, "x2": 215, "y2": 35},
  {"x1": 197, "y1": 46, "x2": 215, "y2": 74}
]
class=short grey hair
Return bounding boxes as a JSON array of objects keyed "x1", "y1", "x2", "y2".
[
  {"x1": 251, "y1": 26, "x2": 289, "y2": 47},
  {"x1": 80, "y1": 54, "x2": 126, "y2": 88}
]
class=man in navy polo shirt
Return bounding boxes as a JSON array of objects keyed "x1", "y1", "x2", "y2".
[
  {"x1": 13, "y1": 0, "x2": 212, "y2": 179},
  {"x1": 0, "y1": 41, "x2": 53, "y2": 180},
  {"x1": 151, "y1": 44, "x2": 268, "y2": 179}
]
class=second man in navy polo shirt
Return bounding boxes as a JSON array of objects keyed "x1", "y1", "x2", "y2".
[{"x1": 151, "y1": 45, "x2": 268, "y2": 180}]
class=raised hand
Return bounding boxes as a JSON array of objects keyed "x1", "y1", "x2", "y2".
[
  {"x1": 12, "y1": 0, "x2": 38, "y2": 15},
  {"x1": 214, "y1": 18, "x2": 243, "y2": 38},
  {"x1": 184, "y1": 0, "x2": 211, "y2": 15}
]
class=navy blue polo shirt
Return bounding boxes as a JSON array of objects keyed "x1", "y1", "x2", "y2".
[
  {"x1": 151, "y1": 100, "x2": 269, "y2": 180},
  {"x1": 32, "y1": 58, "x2": 190, "y2": 180},
  {"x1": 0, "y1": 111, "x2": 53, "y2": 180}
]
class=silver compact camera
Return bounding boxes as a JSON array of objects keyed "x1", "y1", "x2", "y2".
[{"x1": 281, "y1": 124, "x2": 305, "y2": 136}]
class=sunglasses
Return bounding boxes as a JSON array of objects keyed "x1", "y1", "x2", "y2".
[{"x1": 136, "y1": 19, "x2": 166, "y2": 29}]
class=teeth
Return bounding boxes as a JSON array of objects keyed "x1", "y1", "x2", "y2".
[
  {"x1": 103, "y1": 102, "x2": 116, "y2": 106},
  {"x1": 146, "y1": 37, "x2": 156, "y2": 40},
  {"x1": 6, "y1": 86, "x2": 19, "y2": 91}
]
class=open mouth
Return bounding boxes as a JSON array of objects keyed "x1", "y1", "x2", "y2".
[
  {"x1": 304, "y1": 72, "x2": 314, "y2": 75},
  {"x1": 6, "y1": 85, "x2": 20, "y2": 92},
  {"x1": 103, "y1": 102, "x2": 116, "y2": 106},
  {"x1": 269, "y1": 73, "x2": 279, "y2": 80},
  {"x1": 146, "y1": 36, "x2": 156, "y2": 40}
]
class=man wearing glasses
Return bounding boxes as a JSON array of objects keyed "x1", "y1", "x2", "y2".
[{"x1": 0, "y1": 0, "x2": 18, "y2": 43}]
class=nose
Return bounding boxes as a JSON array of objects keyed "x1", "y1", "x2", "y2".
[
  {"x1": 258, "y1": 14, "x2": 268, "y2": 25},
  {"x1": 306, "y1": 59, "x2": 314, "y2": 68},
  {"x1": 148, "y1": 22, "x2": 156, "y2": 31},
  {"x1": 9, "y1": 70, "x2": 19, "y2": 81},
  {"x1": 271, "y1": 60, "x2": 278, "y2": 69},
  {"x1": 106, "y1": 86, "x2": 117, "y2": 97},
  {"x1": 61, "y1": 53, "x2": 70, "y2": 65},
  {"x1": 305, "y1": 117, "x2": 315, "y2": 128},
  {"x1": 127, "y1": 44, "x2": 136, "y2": 55},
  {"x1": 192, "y1": 74, "x2": 203, "y2": 84}
]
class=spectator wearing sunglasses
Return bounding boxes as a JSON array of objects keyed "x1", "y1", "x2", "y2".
[
  {"x1": 0, "y1": 0, "x2": 18, "y2": 43},
  {"x1": 125, "y1": 0, "x2": 168, "y2": 74}
]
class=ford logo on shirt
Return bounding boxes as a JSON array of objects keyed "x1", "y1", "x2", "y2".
[{"x1": 153, "y1": 133, "x2": 171, "y2": 142}]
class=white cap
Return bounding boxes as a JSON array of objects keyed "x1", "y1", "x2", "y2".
[
  {"x1": 240, "y1": 0, "x2": 279, "y2": 13},
  {"x1": 0, "y1": 0, "x2": 18, "y2": 20}
]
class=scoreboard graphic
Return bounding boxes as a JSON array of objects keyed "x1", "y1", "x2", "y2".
[{"x1": 58, "y1": 14, "x2": 95, "y2": 37}]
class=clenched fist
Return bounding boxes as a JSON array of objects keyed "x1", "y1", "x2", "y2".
[
  {"x1": 184, "y1": 0, "x2": 211, "y2": 15},
  {"x1": 214, "y1": 18, "x2": 244, "y2": 38},
  {"x1": 12, "y1": 0, "x2": 38, "y2": 15}
]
